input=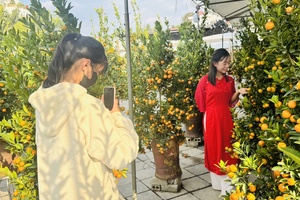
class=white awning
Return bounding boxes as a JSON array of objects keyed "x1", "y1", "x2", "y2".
[{"x1": 195, "y1": 0, "x2": 251, "y2": 25}]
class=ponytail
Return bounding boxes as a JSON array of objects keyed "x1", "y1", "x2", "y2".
[{"x1": 43, "y1": 33, "x2": 107, "y2": 88}]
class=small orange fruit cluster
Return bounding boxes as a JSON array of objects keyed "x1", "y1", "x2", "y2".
[
  {"x1": 112, "y1": 168, "x2": 128, "y2": 184},
  {"x1": 226, "y1": 164, "x2": 238, "y2": 179},
  {"x1": 265, "y1": 21, "x2": 275, "y2": 30},
  {"x1": 13, "y1": 157, "x2": 25, "y2": 172}
]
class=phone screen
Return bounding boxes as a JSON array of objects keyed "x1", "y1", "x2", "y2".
[{"x1": 104, "y1": 86, "x2": 115, "y2": 110}]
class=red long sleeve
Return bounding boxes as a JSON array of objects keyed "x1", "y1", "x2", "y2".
[{"x1": 195, "y1": 75, "x2": 208, "y2": 113}]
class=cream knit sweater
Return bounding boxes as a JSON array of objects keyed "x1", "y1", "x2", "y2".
[{"x1": 29, "y1": 83, "x2": 139, "y2": 200}]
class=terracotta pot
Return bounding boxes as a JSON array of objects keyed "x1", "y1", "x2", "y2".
[
  {"x1": 185, "y1": 111, "x2": 203, "y2": 138},
  {"x1": 151, "y1": 137, "x2": 182, "y2": 180},
  {"x1": 0, "y1": 141, "x2": 13, "y2": 170}
]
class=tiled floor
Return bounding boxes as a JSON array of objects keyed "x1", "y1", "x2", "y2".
[
  {"x1": 117, "y1": 144, "x2": 222, "y2": 200},
  {"x1": 0, "y1": 176, "x2": 11, "y2": 200}
]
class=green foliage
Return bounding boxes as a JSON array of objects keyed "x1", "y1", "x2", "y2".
[
  {"x1": 51, "y1": 0, "x2": 81, "y2": 33},
  {"x1": 0, "y1": 105, "x2": 37, "y2": 199},
  {"x1": 0, "y1": 3, "x2": 25, "y2": 31},
  {"x1": 89, "y1": 4, "x2": 128, "y2": 99},
  {"x1": 94, "y1": 2, "x2": 212, "y2": 154},
  {"x1": 278, "y1": 145, "x2": 300, "y2": 166},
  {"x1": 131, "y1": 19, "x2": 213, "y2": 153},
  {"x1": 219, "y1": 0, "x2": 300, "y2": 199},
  {"x1": 173, "y1": 22, "x2": 213, "y2": 121},
  {"x1": 133, "y1": 21, "x2": 213, "y2": 153},
  {"x1": 0, "y1": 0, "x2": 81, "y2": 199},
  {"x1": 132, "y1": 20, "x2": 182, "y2": 152}
]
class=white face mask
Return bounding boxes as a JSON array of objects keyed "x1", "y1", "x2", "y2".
[{"x1": 80, "y1": 71, "x2": 98, "y2": 88}]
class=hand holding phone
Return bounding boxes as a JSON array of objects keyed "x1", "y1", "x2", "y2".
[{"x1": 103, "y1": 86, "x2": 115, "y2": 110}]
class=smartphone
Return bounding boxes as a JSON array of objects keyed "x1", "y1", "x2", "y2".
[{"x1": 103, "y1": 86, "x2": 115, "y2": 110}]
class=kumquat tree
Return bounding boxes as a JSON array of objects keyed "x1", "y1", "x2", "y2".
[
  {"x1": 0, "y1": 0, "x2": 82, "y2": 199},
  {"x1": 217, "y1": 0, "x2": 300, "y2": 199},
  {"x1": 95, "y1": 0, "x2": 212, "y2": 154},
  {"x1": 131, "y1": 19, "x2": 213, "y2": 153}
]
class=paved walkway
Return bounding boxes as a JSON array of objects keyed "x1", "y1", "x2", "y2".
[
  {"x1": 117, "y1": 144, "x2": 222, "y2": 200},
  {"x1": 0, "y1": 176, "x2": 11, "y2": 200}
]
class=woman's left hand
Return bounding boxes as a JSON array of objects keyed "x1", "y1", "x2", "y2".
[{"x1": 237, "y1": 88, "x2": 249, "y2": 95}]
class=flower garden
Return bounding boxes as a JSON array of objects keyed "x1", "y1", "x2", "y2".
[{"x1": 0, "y1": 0, "x2": 300, "y2": 199}]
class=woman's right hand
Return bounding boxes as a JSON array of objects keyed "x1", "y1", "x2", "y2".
[
  {"x1": 110, "y1": 97, "x2": 120, "y2": 113},
  {"x1": 237, "y1": 88, "x2": 249, "y2": 95},
  {"x1": 101, "y1": 96, "x2": 120, "y2": 113}
]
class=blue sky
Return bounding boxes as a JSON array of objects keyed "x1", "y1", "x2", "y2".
[{"x1": 19, "y1": 0, "x2": 197, "y2": 36}]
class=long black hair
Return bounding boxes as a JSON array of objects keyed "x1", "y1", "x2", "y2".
[
  {"x1": 207, "y1": 48, "x2": 230, "y2": 85},
  {"x1": 43, "y1": 33, "x2": 108, "y2": 88}
]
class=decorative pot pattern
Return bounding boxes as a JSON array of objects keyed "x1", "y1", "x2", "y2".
[{"x1": 151, "y1": 138, "x2": 182, "y2": 180}]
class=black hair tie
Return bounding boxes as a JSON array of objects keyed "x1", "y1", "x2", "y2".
[{"x1": 74, "y1": 34, "x2": 82, "y2": 41}]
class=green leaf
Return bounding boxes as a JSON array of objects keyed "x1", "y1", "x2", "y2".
[{"x1": 278, "y1": 146, "x2": 300, "y2": 166}]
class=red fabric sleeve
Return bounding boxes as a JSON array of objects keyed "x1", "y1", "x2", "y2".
[
  {"x1": 229, "y1": 76, "x2": 238, "y2": 108},
  {"x1": 195, "y1": 75, "x2": 207, "y2": 112}
]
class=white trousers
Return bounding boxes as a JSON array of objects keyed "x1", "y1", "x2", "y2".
[{"x1": 210, "y1": 172, "x2": 233, "y2": 195}]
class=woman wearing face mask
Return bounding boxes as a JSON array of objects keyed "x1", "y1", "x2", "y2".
[
  {"x1": 29, "y1": 33, "x2": 139, "y2": 200},
  {"x1": 194, "y1": 48, "x2": 248, "y2": 196}
]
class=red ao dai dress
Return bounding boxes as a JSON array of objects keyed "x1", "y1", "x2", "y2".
[{"x1": 195, "y1": 74, "x2": 238, "y2": 175}]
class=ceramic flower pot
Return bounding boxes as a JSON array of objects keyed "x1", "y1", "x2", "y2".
[
  {"x1": 185, "y1": 111, "x2": 203, "y2": 139},
  {"x1": 0, "y1": 141, "x2": 13, "y2": 170},
  {"x1": 151, "y1": 137, "x2": 182, "y2": 180}
]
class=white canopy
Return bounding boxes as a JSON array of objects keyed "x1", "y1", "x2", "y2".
[{"x1": 194, "y1": 0, "x2": 250, "y2": 25}]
